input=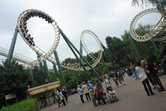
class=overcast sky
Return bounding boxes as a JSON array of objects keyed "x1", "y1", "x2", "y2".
[{"x1": 0, "y1": 0, "x2": 161, "y2": 68}]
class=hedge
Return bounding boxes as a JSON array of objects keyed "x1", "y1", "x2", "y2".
[{"x1": 0, "y1": 99, "x2": 39, "y2": 111}]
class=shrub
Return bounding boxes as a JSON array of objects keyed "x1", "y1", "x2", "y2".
[{"x1": 0, "y1": 99, "x2": 39, "y2": 111}]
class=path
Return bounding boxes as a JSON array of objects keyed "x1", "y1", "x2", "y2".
[{"x1": 40, "y1": 74, "x2": 166, "y2": 111}]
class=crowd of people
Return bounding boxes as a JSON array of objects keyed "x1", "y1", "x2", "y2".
[
  {"x1": 125, "y1": 57, "x2": 165, "y2": 96},
  {"x1": 40, "y1": 57, "x2": 165, "y2": 109},
  {"x1": 75, "y1": 57, "x2": 165, "y2": 107},
  {"x1": 76, "y1": 75, "x2": 121, "y2": 107},
  {"x1": 135, "y1": 58, "x2": 165, "y2": 96}
]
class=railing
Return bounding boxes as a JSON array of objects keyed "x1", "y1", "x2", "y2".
[{"x1": 0, "y1": 47, "x2": 53, "y2": 69}]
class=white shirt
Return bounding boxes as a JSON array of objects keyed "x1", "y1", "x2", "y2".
[
  {"x1": 82, "y1": 84, "x2": 89, "y2": 94},
  {"x1": 108, "y1": 90, "x2": 115, "y2": 94},
  {"x1": 135, "y1": 66, "x2": 147, "y2": 81},
  {"x1": 104, "y1": 78, "x2": 111, "y2": 88},
  {"x1": 57, "y1": 91, "x2": 64, "y2": 100}
]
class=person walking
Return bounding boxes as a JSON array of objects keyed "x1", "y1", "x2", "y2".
[
  {"x1": 113, "y1": 71, "x2": 119, "y2": 87},
  {"x1": 141, "y1": 59, "x2": 157, "y2": 89},
  {"x1": 147, "y1": 58, "x2": 165, "y2": 92},
  {"x1": 95, "y1": 79, "x2": 106, "y2": 105},
  {"x1": 52, "y1": 91, "x2": 61, "y2": 107},
  {"x1": 40, "y1": 94, "x2": 46, "y2": 109},
  {"x1": 82, "y1": 82, "x2": 91, "y2": 102},
  {"x1": 135, "y1": 62, "x2": 155, "y2": 96},
  {"x1": 62, "y1": 86, "x2": 69, "y2": 103},
  {"x1": 57, "y1": 87, "x2": 66, "y2": 106},
  {"x1": 77, "y1": 85, "x2": 85, "y2": 103},
  {"x1": 103, "y1": 75, "x2": 111, "y2": 89}
]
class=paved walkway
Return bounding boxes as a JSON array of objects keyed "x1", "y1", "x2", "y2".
[{"x1": 40, "y1": 74, "x2": 166, "y2": 111}]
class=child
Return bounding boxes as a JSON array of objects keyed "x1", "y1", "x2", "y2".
[
  {"x1": 107, "y1": 86, "x2": 119, "y2": 103},
  {"x1": 89, "y1": 89, "x2": 97, "y2": 107}
]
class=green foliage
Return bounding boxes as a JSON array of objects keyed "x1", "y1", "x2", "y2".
[
  {"x1": 0, "y1": 99, "x2": 39, "y2": 111},
  {"x1": 0, "y1": 60, "x2": 32, "y2": 108},
  {"x1": 102, "y1": 67, "x2": 109, "y2": 75},
  {"x1": 154, "y1": 41, "x2": 166, "y2": 61},
  {"x1": 49, "y1": 68, "x2": 100, "y2": 94},
  {"x1": 121, "y1": 31, "x2": 136, "y2": 63},
  {"x1": 132, "y1": 0, "x2": 166, "y2": 13},
  {"x1": 105, "y1": 24, "x2": 166, "y2": 70},
  {"x1": 62, "y1": 57, "x2": 78, "y2": 63},
  {"x1": 106, "y1": 37, "x2": 126, "y2": 64},
  {"x1": 32, "y1": 66, "x2": 48, "y2": 86}
]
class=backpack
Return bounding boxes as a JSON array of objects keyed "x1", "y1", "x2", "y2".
[{"x1": 153, "y1": 61, "x2": 159, "y2": 71}]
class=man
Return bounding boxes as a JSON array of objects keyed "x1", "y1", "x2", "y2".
[
  {"x1": 147, "y1": 58, "x2": 165, "y2": 92},
  {"x1": 135, "y1": 61, "x2": 155, "y2": 96}
]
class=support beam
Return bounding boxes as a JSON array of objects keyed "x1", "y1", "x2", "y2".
[
  {"x1": 46, "y1": 91, "x2": 51, "y2": 105},
  {"x1": 52, "y1": 63, "x2": 58, "y2": 75},
  {"x1": 101, "y1": 43, "x2": 113, "y2": 61},
  {"x1": 29, "y1": 68, "x2": 35, "y2": 87},
  {"x1": 54, "y1": 50, "x2": 66, "y2": 86},
  {"x1": 7, "y1": 26, "x2": 19, "y2": 62},
  {"x1": 80, "y1": 41, "x2": 83, "y2": 66},
  {"x1": 63, "y1": 35, "x2": 86, "y2": 71},
  {"x1": 129, "y1": 33, "x2": 142, "y2": 61},
  {"x1": 151, "y1": 40, "x2": 158, "y2": 50},
  {"x1": 59, "y1": 28, "x2": 102, "y2": 80},
  {"x1": 43, "y1": 60, "x2": 50, "y2": 80},
  {"x1": 36, "y1": 52, "x2": 44, "y2": 72}
]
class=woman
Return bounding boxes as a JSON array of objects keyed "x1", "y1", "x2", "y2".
[
  {"x1": 103, "y1": 75, "x2": 111, "y2": 89},
  {"x1": 135, "y1": 62, "x2": 155, "y2": 96},
  {"x1": 77, "y1": 85, "x2": 85, "y2": 103},
  {"x1": 141, "y1": 59, "x2": 158, "y2": 90},
  {"x1": 82, "y1": 82, "x2": 91, "y2": 102},
  {"x1": 95, "y1": 79, "x2": 106, "y2": 104}
]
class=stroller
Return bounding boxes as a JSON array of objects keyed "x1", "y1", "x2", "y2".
[{"x1": 106, "y1": 86, "x2": 119, "y2": 103}]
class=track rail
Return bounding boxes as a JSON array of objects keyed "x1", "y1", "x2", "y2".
[
  {"x1": 17, "y1": 9, "x2": 102, "y2": 70},
  {"x1": 130, "y1": 8, "x2": 166, "y2": 42}
]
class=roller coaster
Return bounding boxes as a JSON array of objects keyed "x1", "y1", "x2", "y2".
[
  {"x1": 5, "y1": 9, "x2": 106, "y2": 82},
  {"x1": 3, "y1": 8, "x2": 166, "y2": 82},
  {"x1": 130, "y1": 8, "x2": 166, "y2": 42},
  {"x1": 16, "y1": 9, "x2": 103, "y2": 71},
  {"x1": 0, "y1": 47, "x2": 54, "y2": 70},
  {"x1": 0, "y1": 47, "x2": 32, "y2": 64}
]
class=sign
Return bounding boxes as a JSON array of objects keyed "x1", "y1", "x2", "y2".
[{"x1": 5, "y1": 94, "x2": 16, "y2": 100}]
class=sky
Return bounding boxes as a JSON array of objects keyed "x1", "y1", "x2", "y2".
[{"x1": 0, "y1": 0, "x2": 161, "y2": 68}]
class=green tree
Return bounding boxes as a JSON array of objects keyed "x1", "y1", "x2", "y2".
[
  {"x1": 32, "y1": 66, "x2": 48, "y2": 86},
  {"x1": 0, "y1": 60, "x2": 32, "y2": 108},
  {"x1": 132, "y1": 0, "x2": 166, "y2": 13},
  {"x1": 134, "y1": 24, "x2": 154, "y2": 59},
  {"x1": 154, "y1": 41, "x2": 166, "y2": 60},
  {"x1": 121, "y1": 31, "x2": 136, "y2": 64},
  {"x1": 102, "y1": 67, "x2": 109, "y2": 75},
  {"x1": 106, "y1": 36, "x2": 127, "y2": 66}
]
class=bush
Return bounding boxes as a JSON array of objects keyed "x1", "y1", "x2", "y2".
[{"x1": 0, "y1": 99, "x2": 39, "y2": 111}]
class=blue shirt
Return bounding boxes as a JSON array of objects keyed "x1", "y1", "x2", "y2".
[{"x1": 88, "y1": 83, "x2": 93, "y2": 90}]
